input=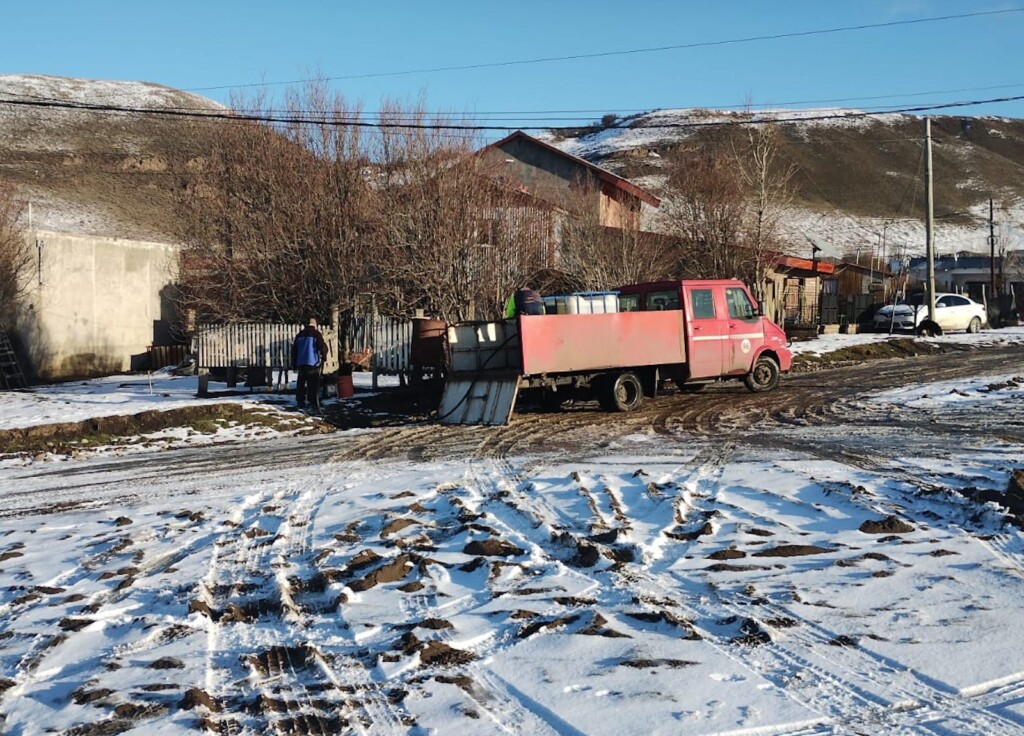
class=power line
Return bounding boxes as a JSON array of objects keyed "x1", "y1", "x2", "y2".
[
  {"x1": 184, "y1": 8, "x2": 1024, "y2": 92},
  {"x1": 2, "y1": 94, "x2": 1023, "y2": 132},
  {"x1": 5, "y1": 82, "x2": 1023, "y2": 121}
]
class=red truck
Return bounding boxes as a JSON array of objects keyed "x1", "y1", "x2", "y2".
[{"x1": 439, "y1": 279, "x2": 791, "y2": 425}]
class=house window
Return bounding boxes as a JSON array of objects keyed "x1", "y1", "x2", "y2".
[{"x1": 689, "y1": 289, "x2": 716, "y2": 319}]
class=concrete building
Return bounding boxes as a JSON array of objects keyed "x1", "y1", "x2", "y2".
[{"x1": 13, "y1": 229, "x2": 181, "y2": 380}]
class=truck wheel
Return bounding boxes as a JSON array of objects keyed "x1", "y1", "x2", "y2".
[
  {"x1": 744, "y1": 356, "x2": 780, "y2": 393},
  {"x1": 601, "y1": 372, "x2": 643, "y2": 412}
]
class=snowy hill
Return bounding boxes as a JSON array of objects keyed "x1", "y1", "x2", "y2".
[
  {"x1": 1, "y1": 76, "x2": 1022, "y2": 257},
  {"x1": 0, "y1": 74, "x2": 223, "y2": 241},
  {"x1": 543, "y1": 108, "x2": 1024, "y2": 261}
]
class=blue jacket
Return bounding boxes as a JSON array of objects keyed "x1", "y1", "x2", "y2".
[{"x1": 292, "y1": 326, "x2": 328, "y2": 368}]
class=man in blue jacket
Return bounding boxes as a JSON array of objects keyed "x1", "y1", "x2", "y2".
[{"x1": 291, "y1": 317, "x2": 329, "y2": 412}]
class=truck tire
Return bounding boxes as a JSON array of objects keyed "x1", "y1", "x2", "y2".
[
  {"x1": 744, "y1": 356, "x2": 780, "y2": 393},
  {"x1": 600, "y1": 372, "x2": 644, "y2": 412}
]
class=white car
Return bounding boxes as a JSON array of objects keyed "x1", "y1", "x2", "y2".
[{"x1": 872, "y1": 293, "x2": 987, "y2": 334}]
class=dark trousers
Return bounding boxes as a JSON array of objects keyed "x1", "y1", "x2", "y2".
[{"x1": 295, "y1": 365, "x2": 322, "y2": 409}]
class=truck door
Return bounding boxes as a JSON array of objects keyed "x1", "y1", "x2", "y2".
[
  {"x1": 683, "y1": 285, "x2": 727, "y2": 379},
  {"x1": 724, "y1": 285, "x2": 765, "y2": 374}
]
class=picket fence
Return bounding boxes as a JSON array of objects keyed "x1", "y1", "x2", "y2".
[
  {"x1": 196, "y1": 317, "x2": 414, "y2": 392},
  {"x1": 197, "y1": 323, "x2": 339, "y2": 374}
]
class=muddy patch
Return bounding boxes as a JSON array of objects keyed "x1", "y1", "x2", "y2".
[
  {"x1": 0, "y1": 403, "x2": 328, "y2": 457},
  {"x1": 752, "y1": 544, "x2": 833, "y2": 558},
  {"x1": 463, "y1": 539, "x2": 525, "y2": 557},
  {"x1": 860, "y1": 516, "x2": 915, "y2": 534}
]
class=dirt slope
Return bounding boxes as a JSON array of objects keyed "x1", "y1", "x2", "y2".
[{"x1": 0, "y1": 74, "x2": 223, "y2": 241}]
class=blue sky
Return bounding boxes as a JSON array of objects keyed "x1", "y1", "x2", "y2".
[{"x1": 2, "y1": 0, "x2": 1022, "y2": 127}]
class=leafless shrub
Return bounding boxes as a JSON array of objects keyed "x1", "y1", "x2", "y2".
[
  {"x1": 176, "y1": 86, "x2": 559, "y2": 326},
  {"x1": 176, "y1": 83, "x2": 375, "y2": 325},
  {"x1": 373, "y1": 112, "x2": 555, "y2": 322}
]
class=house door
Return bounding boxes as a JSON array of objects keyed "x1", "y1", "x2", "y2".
[{"x1": 684, "y1": 286, "x2": 727, "y2": 379}]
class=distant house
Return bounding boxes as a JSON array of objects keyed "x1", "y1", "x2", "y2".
[
  {"x1": 907, "y1": 251, "x2": 1010, "y2": 301},
  {"x1": 832, "y1": 260, "x2": 896, "y2": 324},
  {"x1": 762, "y1": 255, "x2": 837, "y2": 326},
  {"x1": 478, "y1": 131, "x2": 661, "y2": 229}
]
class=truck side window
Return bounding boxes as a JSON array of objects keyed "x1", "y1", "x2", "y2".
[
  {"x1": 690, "y1": 289, "x2": 716, "y2": 319},
  {"x1": 619, "y1": 294, "x2": 640, "y2": 312},
  {"x1": 725, "y1": 287, "x2": 756, "y2": 320},
  {"x1": 645, "y1": 290, "x2": 680, "y2": 311}
]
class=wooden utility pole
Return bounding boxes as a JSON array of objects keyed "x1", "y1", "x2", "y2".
[
  {"x1": 924, "y1": 118, "x2": 937, "y2": 324},
  {"x1": 989, "y1": 197, "x2": 997, "y2": 296}
]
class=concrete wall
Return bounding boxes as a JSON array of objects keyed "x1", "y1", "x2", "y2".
[{"x1": 14, "y1": 229, "x2": 181, "y2": 380}]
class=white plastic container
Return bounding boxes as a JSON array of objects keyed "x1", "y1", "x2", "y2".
[{"x1": 564, "y1": 292, "x2": 619, "y2": 314}]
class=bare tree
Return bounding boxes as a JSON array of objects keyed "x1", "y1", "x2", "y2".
[
  {"x1": 733, "y1": 119, "x2": 796, "y2": 300},
  {"x1": 0, "y1": 184, "x2": 29, "y2": 326},
  {"x1": 176, "y1": 82, "x2": 375, "y2": 325},
  {"x1": 558, "y1": 176, "x2": 673, "y2": 289},
  {"x1": 660, "y1": 147, "x2": 750, "y2": 280},
  {"x1": 373, "y1": 113, "x2": 555, "y2": 322}
]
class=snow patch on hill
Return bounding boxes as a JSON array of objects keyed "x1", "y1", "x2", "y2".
[
  {"x1": 543, "y1": 107, "x2": 911, "y2": 159},
  {"x1": 544, "y1": 108, "x2": 1024, "y2": 260},
  {"x1": 0, "y1": 74, "x2": 222, "y2": 111}
]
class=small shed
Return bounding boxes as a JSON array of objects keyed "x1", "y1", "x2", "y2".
[{"x1": 762, "y1": 255, "x2": 837, "y2": 326}]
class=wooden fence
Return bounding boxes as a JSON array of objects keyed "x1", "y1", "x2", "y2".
[
  {"x1": 195, "y1": 318, "x2": 416, "y2": 393},
  {"x1": 196, "y1": 323, "x2": 339, "y2": 393},
  {"x1": 373, "y1": 317, "x2": 413, "y2": 378}
]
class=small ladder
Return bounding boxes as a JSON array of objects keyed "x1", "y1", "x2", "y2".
[{"x1": 0, "y1": 329, "x2": 26, "y2": 390}]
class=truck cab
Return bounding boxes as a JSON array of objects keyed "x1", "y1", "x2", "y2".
[{"x1": 615, "y1": 279, "x2": 791, "y2": 386}]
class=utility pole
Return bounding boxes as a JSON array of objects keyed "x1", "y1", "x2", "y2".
[
  {"x1": 924, "y1": 118, "x2": 937, "y2": 324},
  {"x1": 988, "y1": 197, "x2": 997, "y2": 297}
]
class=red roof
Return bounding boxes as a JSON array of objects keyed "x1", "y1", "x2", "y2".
[
  {"x1": 776, "y1": 255, "x2": 836, "y2": 274},
  {"x1": 485, "y1": 130, "x2": 661, "y2": 208}
]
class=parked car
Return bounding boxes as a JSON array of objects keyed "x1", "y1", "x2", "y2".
[{"x1": 872, "y1": 293, "x2": 987, "y2": 334}]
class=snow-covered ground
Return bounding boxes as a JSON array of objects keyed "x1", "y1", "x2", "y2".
[
  {"x1": 0, "y1": 368, "x2": 397, "y2": 432},
  {"x1": 1, "y1": 338, "x2": 1023, "y2": 734},
  {"x1": 788, "y1": 324, "x2": 1024, "y2": 357}
]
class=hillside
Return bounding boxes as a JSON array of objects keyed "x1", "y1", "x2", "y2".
[
  {"x1": 545, "y1": 108, "x2": 1024, "y2": 260},
  {"x1": 0, "y1": 74, "x2": 223, "y2": 242},
  {"x1": 2, "y1": 76, "x2": 1023, "y2": 259}
]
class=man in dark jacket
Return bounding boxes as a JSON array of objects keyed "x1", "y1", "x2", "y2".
[{"x1": 292, "y1": 318, "x2": 329, "y2": 412}]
